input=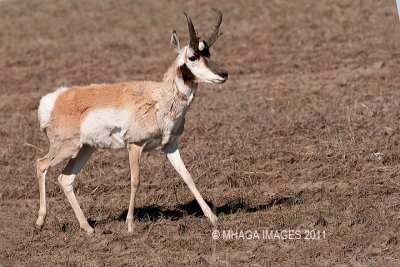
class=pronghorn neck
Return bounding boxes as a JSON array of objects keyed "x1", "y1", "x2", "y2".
[{"x1": 162, "y1": 60, "x2": 198, "y2": 105}]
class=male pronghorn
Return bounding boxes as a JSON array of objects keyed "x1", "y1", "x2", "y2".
[{"x1": 35, "y1": 9, "x2": 228, "y2": 234}]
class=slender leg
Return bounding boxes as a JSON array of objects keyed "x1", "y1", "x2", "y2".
[
  {"x1": 163, "y1": 141, "x2": 219, "y2": 225},
  {"x1": 58, "y1": 145, "x2": 96, "y2": 234},
  {"x1": 126, "y1": 143, "x2": 143, "y2": 232},
  {"x1": 36, "y1": 159, "x2": 49, "y2": 229},
  {"x1": 35, "y1": 140, "x2": 81, "y2": 229}
]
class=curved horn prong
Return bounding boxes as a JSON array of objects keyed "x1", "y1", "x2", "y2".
[
  {"x1": 201, "y1": 8, "x2": 223, "y2": 48},
  {"x1": 183, "y1": 12, "x2": 199, "y2": 50}
]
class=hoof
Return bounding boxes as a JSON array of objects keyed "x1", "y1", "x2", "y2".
[
  {"x1": 35, "y1": 223, "x2": 43, "y2": 230},
  {"x1": 36, "y1": 216, "x2": 45, "y2": 229},
  {"x1": 127, "y1": 222, "x2": 134, "y2": 233},
  {"x1": 127, "y1": 217, "x2": 135, "y2": 233},
  {"x1": 85, "y1": 228, "x2": 95, "y2": 235},
  {"x1": 210, "y1": 215, "x2": 221, "y2": 226},
  {"x1": 81, "y1": 224, "x2": 95, "y2": 235}
]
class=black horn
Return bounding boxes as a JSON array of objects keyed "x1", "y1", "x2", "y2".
[
  {"x1": 201, "y1": 8, "x2": 223, "y2": 48},
  {"x1": 183, "y1": 12, "x2": 199, "y2": 50}
]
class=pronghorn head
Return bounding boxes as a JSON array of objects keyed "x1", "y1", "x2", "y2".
[{"x1": 171, "y1": 8, "x2": 228, "y2": 84}]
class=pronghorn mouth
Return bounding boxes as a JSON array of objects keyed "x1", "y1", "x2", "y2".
[{"x1": 212, "y1": 78, "x2": 227, "y2": 84}]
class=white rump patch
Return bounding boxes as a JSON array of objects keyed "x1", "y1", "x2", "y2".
[
  {"x1": 38, "y1": 86, "x2": 68, "y2": 131},
  {"x1": 80, "y1": 108, "x2": 132, "y2": 149}
]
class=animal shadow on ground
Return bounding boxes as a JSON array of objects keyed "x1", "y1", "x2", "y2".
[{"x1": 87, "y1": 195, "x2": 302, "y2": 227}]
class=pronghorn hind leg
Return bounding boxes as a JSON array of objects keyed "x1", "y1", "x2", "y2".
[
  {"x1": 35, "y1": 140, "x2": 82, "y2": 230},
  {"x1": 57, "y1": 145, "x2": 96, "y2": 234},
  {"x1": 35, "y1": 156, "x2": 51, "y2": 229},
  {"x1": 126, "y1": 143, "x2": 143, "y2": 232},
  {"x1": 163, "y1": 141, "x2": 219, "y2": 225}
]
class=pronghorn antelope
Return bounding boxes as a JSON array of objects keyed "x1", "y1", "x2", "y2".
[{"x1": 35, "y1": 9, "x2": 228, "y2": 234}]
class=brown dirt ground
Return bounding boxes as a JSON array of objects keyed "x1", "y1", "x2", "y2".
[{"x1": 1, "y1": 0, "x2": 400, "y2": 266}]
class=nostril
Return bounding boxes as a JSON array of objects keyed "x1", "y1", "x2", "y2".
[{"x1": 221, "y1": 72, "x2": 228, "y2": 79}]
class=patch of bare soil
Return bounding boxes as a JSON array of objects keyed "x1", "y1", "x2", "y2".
[{"x1": 1, "y1": 0, "x2": 400, "y2": 265}]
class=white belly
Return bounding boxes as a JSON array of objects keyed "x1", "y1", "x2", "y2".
[{"x1": 80, "y1": 108, "x2": 131, "y2": 149}]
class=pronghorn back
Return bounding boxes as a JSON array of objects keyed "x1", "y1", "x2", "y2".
[{"x1": 38, "y1": 81, "x2": 171, "y2": 149}]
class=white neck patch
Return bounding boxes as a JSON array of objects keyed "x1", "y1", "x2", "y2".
[
  {"x1": 175, "y1": 77, "x2": 197, "y2": 105},
  {"x1": 174, "y1": 46, "x2": 198, "y2": 105}
]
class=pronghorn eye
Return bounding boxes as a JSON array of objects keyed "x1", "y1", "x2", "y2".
[{"x1": 188, "y1": 56, "x2": 197, "y2": 61}]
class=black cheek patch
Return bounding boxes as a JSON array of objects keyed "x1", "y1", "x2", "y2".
[{"x1": 179, "y1": 64, "x2": 195, "y2": 82}]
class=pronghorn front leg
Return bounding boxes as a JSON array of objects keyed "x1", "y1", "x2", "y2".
[
  {"x1": 163, "y1": 140, "x2": 219, "y2": 225},
  {"x1": 126, "y1": 143, "x2": 143, "y2": 232}
]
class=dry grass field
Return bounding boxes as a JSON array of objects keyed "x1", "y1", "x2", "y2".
[{"x1": 1, "y1": 0, "x2": 400, "y2": 265}]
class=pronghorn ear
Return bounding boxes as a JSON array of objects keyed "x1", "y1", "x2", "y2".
[
  {"x1": 198, "y1": 41, "x2": 206, "y2": 51},
  {"x1": 170, "y1": 30, "x2": 181, "y2": 53}
]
